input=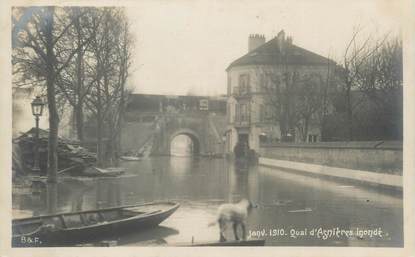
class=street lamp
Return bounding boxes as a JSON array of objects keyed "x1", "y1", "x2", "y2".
[{"x1": 31, "y1": 96, "x2": 44, "y2": 172}]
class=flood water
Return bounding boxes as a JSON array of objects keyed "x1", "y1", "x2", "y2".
[{"x1": 13, "y1": 156, "x2": 403, "y2": 247}]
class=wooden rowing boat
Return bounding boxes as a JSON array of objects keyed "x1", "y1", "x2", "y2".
[
  {"x1": 82, "y1": 166, "x2": 125, "y2": 177},
  {"x1": 176, "y1": 239, "x2": 266, "y2": 247},
  {"x1": 12, "y1": 201, "x2": 180, "y2": 247},
  {"x1": 120, "y1": 156, "x2": 142, "y2": 161}
]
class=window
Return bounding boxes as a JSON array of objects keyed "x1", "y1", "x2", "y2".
[
  {"x1": 235, "y1": 103, "x2": 250, "y2": 122},
  {"x1": 308, "y1": 134, "x2": 318, "y2": 143},
  {"x1": 227, "y1": 103, "x2": 232, "y2": 123},
  {"x1": 265, "y1": 105, "x2": 273, "y2": 120},
  {"x1": 235, "y1": 104, "x2": 240, "y2": 122},
  {"x1": 241, "y1": 104, "x2": 247, "y2": 121},
  {"x1": 227, "y1": 76, "x2": 231, "y2": 96},
  {"x1": 260, "y1": 104, "x2": 265, "y2": 122},
  {"x1": 238, "y1": 74, "x2": 250, "y2": 95},
  {"x1": 260, "y1": 74, "x2": 267, "y2": 92}
]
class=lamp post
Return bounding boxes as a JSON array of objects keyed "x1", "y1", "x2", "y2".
[{"x1": 31, "y1": 96, "x2": 45, "y2": 172}]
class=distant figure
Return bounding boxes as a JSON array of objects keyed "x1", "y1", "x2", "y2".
[
  {"x1": 233, "y1": 141, "x2": 244, "y2": 159},
  {"x1": 242, "y1": 142, "x2": 250, "y2": 157}
]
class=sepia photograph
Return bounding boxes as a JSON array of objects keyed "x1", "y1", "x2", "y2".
[{"x1": 3, "y1": 0, "x2": 414, "y2": 255}]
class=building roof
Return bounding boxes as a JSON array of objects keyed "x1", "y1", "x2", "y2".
[{"x1": 227, "y1": 37, "x2": 335, "y2": 71}]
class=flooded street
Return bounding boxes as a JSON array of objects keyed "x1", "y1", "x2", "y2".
[{"x1": 13, "y1": 157, "x2": 403, "y2": 247}]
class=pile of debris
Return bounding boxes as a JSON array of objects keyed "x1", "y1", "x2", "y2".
[{"x1": 13, "y1": 128, "x2": 97, "y2": 175}]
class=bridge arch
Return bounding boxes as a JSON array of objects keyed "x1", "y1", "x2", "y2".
[{"x1": 169, "y1": 128, "x2": 201, "y2": 155}]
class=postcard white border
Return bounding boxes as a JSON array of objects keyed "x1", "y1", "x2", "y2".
[{"x1": 1, "y1": 1, "x2": 414, "y2": 257}]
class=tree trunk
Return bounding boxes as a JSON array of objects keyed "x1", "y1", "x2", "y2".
[
  {"x1": 302, "y1": 118, "x2": 309, "y2": 142},
  {"x1": 45, "y1": 7, "x2": 59, "y2": 183},
  {"x1": 75, "y1": 102, "x2": 84, "y2": 142},
  {"x1": 75, "y1": 14, "x2": 85, "y2": 143},
  {"x1": 108, "y1": 124, "x2": 116, "y2": 166},
  {"x1": 96, "y1": 80, "x2": 105, "y2": 167},
  {"x1": 115, "y1": 42, "x2": 127, "y2": 164},
  {"x1": 346, "y1": 84, "x2": 353, "y2": 141},
  {"x1": 117, "y1": 94, "x2": 124, "y2": 162}
]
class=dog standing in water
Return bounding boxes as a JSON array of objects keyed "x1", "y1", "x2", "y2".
[{"x1": 208, "y1": 199, "x2": 256, "y2": 242}]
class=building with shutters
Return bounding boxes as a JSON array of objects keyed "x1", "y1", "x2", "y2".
[{"x1": 225, "y1": 31, "x2": 336, "y2": 154}]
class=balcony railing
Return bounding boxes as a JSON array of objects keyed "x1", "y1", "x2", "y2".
[
  {"x1": 233, "y1": 86, "x2": 251, "y2": 98},
  {"x1": 234, "y1": 115, "x2": 250, "y2": 128}
]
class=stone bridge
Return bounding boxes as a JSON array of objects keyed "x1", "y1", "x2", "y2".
[
  {"x1": 121, "y1": 112, "x2": 227, "y2": 156},
  {"x1": 120, "y1": 93, "x2": 227, "y2": 156}
]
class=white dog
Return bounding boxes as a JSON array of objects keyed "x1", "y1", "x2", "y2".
[{"x1": 208, "y1": 199, "x2": 256, "y2": 242}]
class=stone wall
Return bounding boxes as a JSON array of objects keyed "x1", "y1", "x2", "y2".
[
  {"x1": 259, "y1": 141, "x2": 402, "y2": 175},
  {"x1": 121, "y1": 122, "x2": 155, "y2": 153},
  {"x1": 120, "y1": 113, "x2": 227, "y2": 156}
]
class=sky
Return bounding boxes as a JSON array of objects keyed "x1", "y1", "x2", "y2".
[
  {"x1": 125, "y1": 0, "x2": 402, "y2": 96},
  {"x1": 9, "y1": 0, "x2": 404, "y2": 134}
]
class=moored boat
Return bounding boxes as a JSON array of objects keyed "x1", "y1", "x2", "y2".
[
  {"x1": 12, "y1": 201, "x2": 180, "y2": 247},
  {"x1": 83, "y1": 166, "x2": 125, "y2": 177},
  {"x1": 120, "y1": 156, "x2": 142, "y2": 161}
]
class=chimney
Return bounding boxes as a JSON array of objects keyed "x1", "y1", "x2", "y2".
[
  {"x1": 248, "y1": 34, "x2": 266, "y2": 52},
  {"x1": 277, "y1": 30, "x2": 285, "y2": 53},
  {"x1": 287, "y1": 36, "x2": 293, "y2": 45}
]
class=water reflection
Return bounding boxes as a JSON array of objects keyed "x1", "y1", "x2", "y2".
[
  {"x1": 95, "y1": 179, "x2": 122, "y2": 208},
  {"x1": 45, "y1": 182, "x2": 58, "y2": 214},
  {"x1": 13, "y1": 157, "x2": 403, "y2": 247},
  {"x1": 170, "y1": 135, "x2": 194, "y2": 156}
]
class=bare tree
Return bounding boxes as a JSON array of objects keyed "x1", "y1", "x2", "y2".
[
  {"x1": 84, "y1": 8, "x2": 132, "y2": 167},
  {"x1": 295, "y1": 73, "x2": 325, "y2": 141},
  {"x1": 12, "y1": 7, "x2": 94, "y2": 182},
  {"x1": 357, "y1": 38, "x2": 402, "y2": 105},
  {"x1": 261, "y1": 68, "x2": 301, "y2": 141},
  {"x1": 355, "y1": 37, "x2": 403, "y2": 139},
  {"x1": 339, "y1": 26, "x2": 389, "y2": 140},
  {"x1": 54, "y1": 7, "x2": 101, "y2": 143},
  {"x1": 259, "y1": 62, "x2": 336, "y2": 143},
  {"x1": 113, "y1": 19, "x2": 133, "y2": 163}
]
